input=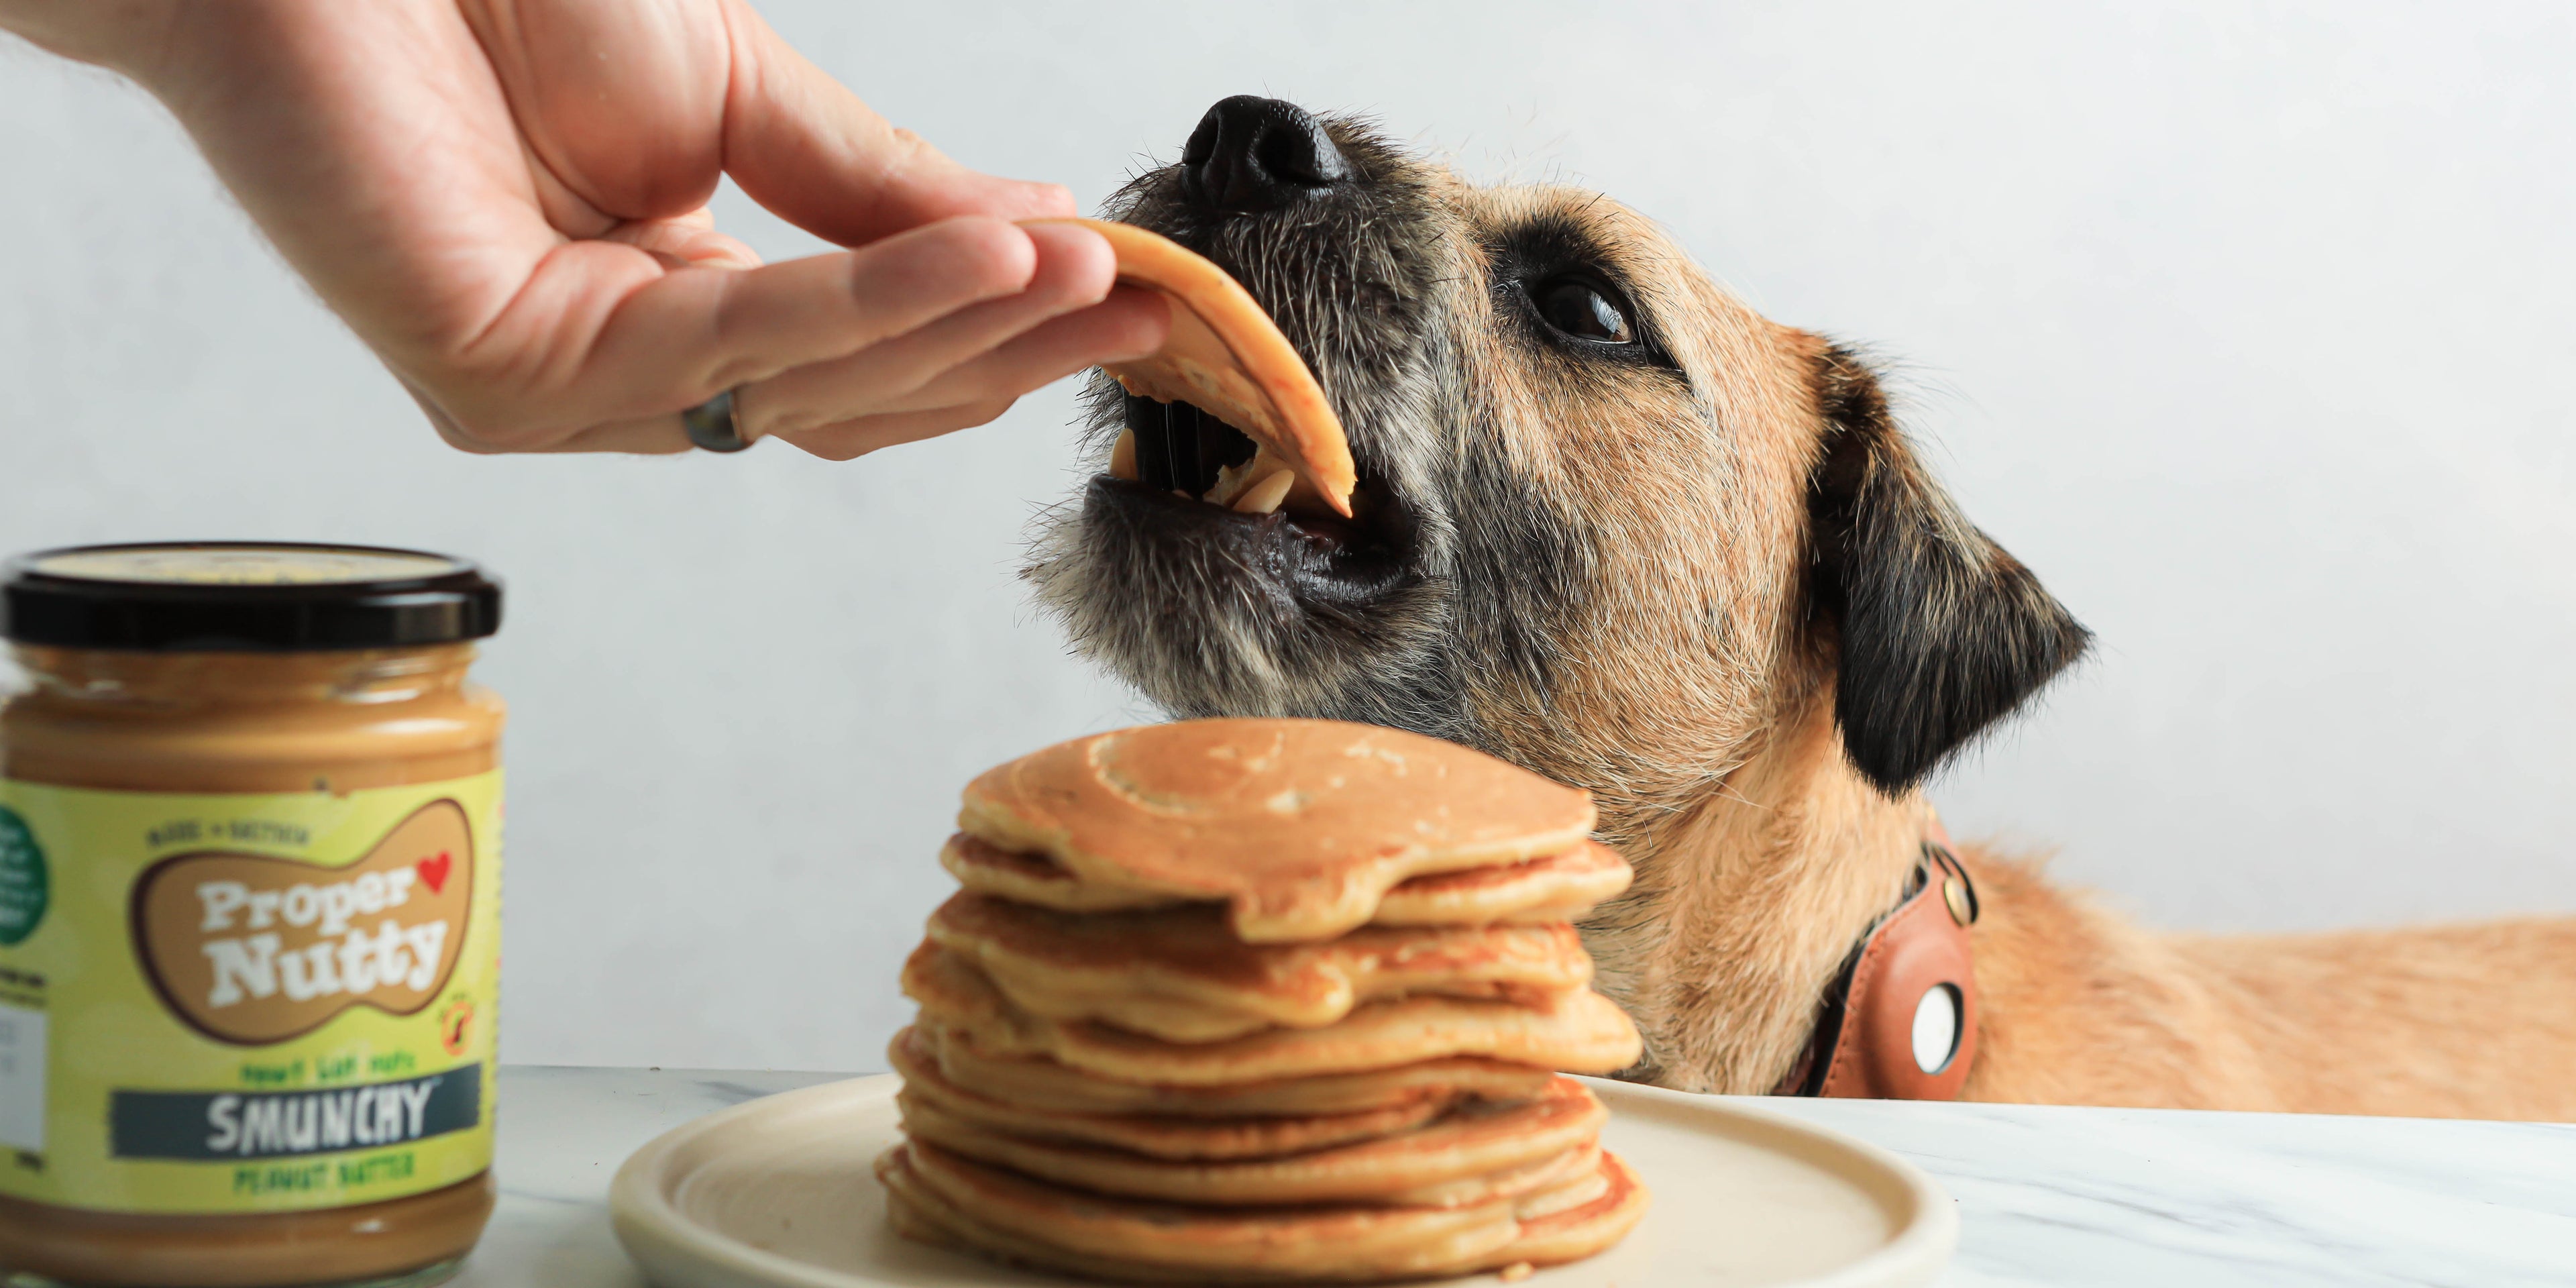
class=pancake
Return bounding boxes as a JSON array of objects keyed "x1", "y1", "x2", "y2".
[
  {"x1": 896, "y1": 1075, "x2": 1605, "y2": 1207},
  {"x1": 881, "y1": 1140, "x2": 1518, "y2": 1283},
  {"x1": 1371, "y1": 843, "x2": 1633, "y2": 926},
  {"x1": 939, "y1": 833, "x2": 1183, "y2": 914},
  {"x1": 956, "y1": 720, "x2": 1599, "y2": 943},
  {"x1": 888, "y1": 1027, "x2": 1454, "y2": 1159},
  {"x1": 1489, "y1": 1149, "x2": 1651, "y2": 1269},
  {"x1": 907, "y1": 1024, "x2": 1558, "y2": 1118},
  {"x1": 905, "y1": 943, "x2": 1644, "y2": 1084},
  {"x1": 940, "y1": 833, "x2": 1633, "y2": 930},
  {"x1": 926, "y1": 892, "x2": 1593, "y2": 1042},
  {"x1": 879, "y1": 1141, "x2": 1646, "y2": 1283},
  {"x1": 1030, "y1": 218, "x2": 1358, "y2": 516},
  {"x1": 1507, "y1": 1152, "x2": 1611, "y2": 1220}
]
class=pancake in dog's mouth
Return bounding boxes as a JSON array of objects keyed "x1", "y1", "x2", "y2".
[
  {"x1": 1095, "y1": 393, "x2": 1423, "y2": 610},
  {"x1": 1056, "y1": 219, "x2": 1424, "y2": 611},
  {"x1": 1077, "y1": 396, "x2": 1421, "y2": 628},
  {"x1": 1041, "y1": 218, "x2": 1356, "y2": 511}
]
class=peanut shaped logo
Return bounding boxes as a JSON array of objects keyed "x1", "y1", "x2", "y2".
[{"x1": 133, "y1": 801, "x2": 473, "y2": 1044}]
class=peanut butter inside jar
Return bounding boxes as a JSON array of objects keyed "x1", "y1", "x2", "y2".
[{"x1": 0, "y1": 544, "x2": 506, "y2": 1288}]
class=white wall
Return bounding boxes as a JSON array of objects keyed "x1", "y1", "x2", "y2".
[{"x1": 3, "y1": 1, "x2": 2569, "y2": 1070}]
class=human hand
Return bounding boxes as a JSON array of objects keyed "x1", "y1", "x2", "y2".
[{"x1": 1, "y1": 0, "x2": 1168, "y2": 456}]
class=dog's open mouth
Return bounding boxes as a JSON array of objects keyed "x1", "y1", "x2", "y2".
[{"x1": 1094, "y1": 393, "x2": 1419, "y2": 608}]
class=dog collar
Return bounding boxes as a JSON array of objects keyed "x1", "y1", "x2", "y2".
[{"x1": 1770, "y1": 812, "x2": 1981, "y2": 1099}]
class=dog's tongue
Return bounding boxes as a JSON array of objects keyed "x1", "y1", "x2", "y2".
[{"x1": 1029, "y1": 218, "x2": 1357, "y2": 517}]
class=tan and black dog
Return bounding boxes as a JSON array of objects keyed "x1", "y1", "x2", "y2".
[{"x1": 1028, "y1": 97, "x2": 2576, "y2": 1119}]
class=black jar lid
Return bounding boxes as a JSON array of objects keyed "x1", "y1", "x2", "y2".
[{"x1": 1, "y1": 542, "x2": 502, "y2": 651}]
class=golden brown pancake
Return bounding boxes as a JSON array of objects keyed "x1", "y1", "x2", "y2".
[
  {"x1": 888, "y1": 717, "x2": 1649, "y2": 1276},
  {"x1": 1030, "y1": 218, "x2": 1358, "y2": 515},
  {"x1": 1369, "y1": 843, "x2": 1633, "y2": 926},
  {"x1": 956, "y1": 720, "x2": 1599, "y2": 943},
  {"x1": 1489, "y1": 1149, "x2": 1651, "y2": 1268},
  {"x1": 1506, "y1": 1152, "x2": 1611, "y2": 1220},
  {"x1": 879, "y1": 1141, "x2": 1646, "y2": 1283},
  {"x1": 938, "y1": 833, "x2": 1183, "y2": 913},
  {"x1": 888, "y1": 1027, "x2": 1453, "y2": 1159},
  {"x1": 926, "y1": 892, "x2": 1593, "y2": 1042},
  {"x1": 880, "y1": 1140, "x2": 1517, "y2": 1283},
  {"x1": 905, "y1": 943, "x2": 1644, "y2": 1083},
  {"x1": 939, "y1": 833, "x2": 1633, "y2": 930},
  {"x1": 896, "y1": 1074, "x2": 1604, "y2": 1207},
  {"x1": 906, "y1": 1024, "x2": 1557, "y2": 1118}
]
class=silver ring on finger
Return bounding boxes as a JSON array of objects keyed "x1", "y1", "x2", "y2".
[{"x1": 682, "y1": 389, "x2": 753, "y2": 453}]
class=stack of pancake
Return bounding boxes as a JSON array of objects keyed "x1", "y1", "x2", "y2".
[{"x1": 878, "y1": 718, "x2": 1651, "y2": 1282}]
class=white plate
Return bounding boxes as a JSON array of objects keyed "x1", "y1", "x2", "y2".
[{"x1": 610, "y1": 1074, "x2": 1956, "y2": 1288}]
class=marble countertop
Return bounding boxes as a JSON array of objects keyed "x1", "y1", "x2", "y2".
[{"x1": 464, "y1": 1066, "x2": 2576, "y2": 1288}]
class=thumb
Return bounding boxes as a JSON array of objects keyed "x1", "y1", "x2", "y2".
[{"x1": 713, "y1": 0, "x2": 1075, "y2": 247}]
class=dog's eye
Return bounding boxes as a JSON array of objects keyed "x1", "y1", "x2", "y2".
[{"x1": 1532, "y1": 277, "x2": 1633, "y2": 343}]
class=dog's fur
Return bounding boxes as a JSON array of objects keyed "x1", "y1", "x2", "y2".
[{"x1": 1028, "y1": 109, "x2": 2576, "y2": 1119}]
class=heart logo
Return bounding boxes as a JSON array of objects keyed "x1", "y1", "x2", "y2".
[{"x1": 416, "y1": 851, "x2": 452, "y2": 894}]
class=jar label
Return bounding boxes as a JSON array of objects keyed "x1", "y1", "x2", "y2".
[{"x1": 0, "y1": 773, "x2": 500, "y2": 1214}]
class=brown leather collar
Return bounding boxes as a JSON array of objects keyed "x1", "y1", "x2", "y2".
[{"x1": 1770, "y1": 814, "x2": 1981, "y2": 1099}]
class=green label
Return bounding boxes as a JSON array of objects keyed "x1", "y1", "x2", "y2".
[
  {"x1": 0, "y1": 773, "x2": 500, "y2": 1214},
  {"x1": 0, "y1": 806, "x2": 44, "y2": 945}
]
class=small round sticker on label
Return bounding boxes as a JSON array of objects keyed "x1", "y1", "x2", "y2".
[{"x1": 0, "y1": 806, "x2": 48, "y2": 945}]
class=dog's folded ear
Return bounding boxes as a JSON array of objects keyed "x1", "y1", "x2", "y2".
[{"x1": 1805, "y1": 343, "x2": 2090, "y2": 795}]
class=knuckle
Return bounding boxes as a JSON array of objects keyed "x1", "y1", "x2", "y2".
[
  {"x1": 700, "y1": 354, "x2": 775, "y2": 392},
  {"x1": 435, "y1": 395, "x2": 570, "y2": 455},
  {"x1": 741, "y1": 392, "x2": 826, "y2": 441},
  {"x1": 794, "y1": 431, "x2": 873, "y2": 462}
]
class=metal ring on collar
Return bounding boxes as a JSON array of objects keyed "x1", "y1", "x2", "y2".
[{"x1": 682, "y1": 390, "x2": 752, "y2": 453}]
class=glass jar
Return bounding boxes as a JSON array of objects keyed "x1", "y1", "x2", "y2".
[{"x1": 0, "y1": 543, "x2": 505, "y2": 1287}]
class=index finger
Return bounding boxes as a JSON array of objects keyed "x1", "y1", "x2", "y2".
[{"x1": 714, "y1": 0, "x2": 1073, "y2": 247}]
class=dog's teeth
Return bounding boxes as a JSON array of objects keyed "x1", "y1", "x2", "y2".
[
  {"x1": 1110, "y1": 429, "x2": 1139, "y2": 482},
  {"x1": 1232, "y1": 470, "x2": 1295, "y2": 515},
  {"x1": 1205, "y1": 461, "x2": 1257, "y2": 505}
]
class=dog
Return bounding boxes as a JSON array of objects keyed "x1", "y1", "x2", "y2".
[{"x1": 1028, "y1": 97, "x2": 2576, "y2": 1119}]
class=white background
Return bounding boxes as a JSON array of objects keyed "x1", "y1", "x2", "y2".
[{"x1": 3, "y1": 2, "x2": 2569, "y2": 1070}]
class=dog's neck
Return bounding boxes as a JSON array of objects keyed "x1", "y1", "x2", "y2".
[{"x1": 1580, "y1": 692, "x2": 1928, "y2": 1093}]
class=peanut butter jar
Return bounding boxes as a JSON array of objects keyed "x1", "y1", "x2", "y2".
[{"x1": 0, "y1": 543, "x2": 506, "y2": 1287}]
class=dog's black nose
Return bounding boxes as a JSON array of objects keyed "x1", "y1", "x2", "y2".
[{"x1": 1181, "y1": 96, "x2": 1349, "y2": 215}]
